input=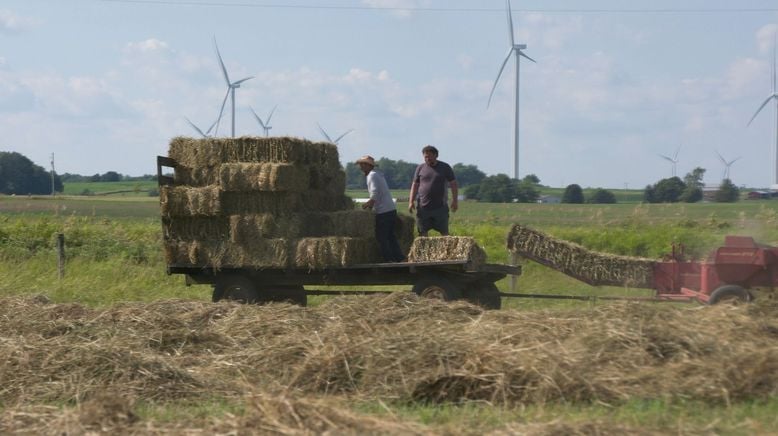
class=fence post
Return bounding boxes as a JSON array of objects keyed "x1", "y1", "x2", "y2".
[{"x1": 57, "y1": 233, "x2": 65, "y2": 279}]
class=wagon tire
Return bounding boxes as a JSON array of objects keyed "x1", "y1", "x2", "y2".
[
  {"x1": 708, "y1": 284, "x2": 753, "y2": 305},
  {"x1": 214, "y1": 276, "x2": 260, "y2": 304},
  {"x1": 412, "y1": 276, "x2": 462, "y2": 301},
  {"x1": 464, "y1": 281, "x2": 502, "y2": 310},
  {"x1": 264, "y1": 285, "x2": 308, "y2": 307}
]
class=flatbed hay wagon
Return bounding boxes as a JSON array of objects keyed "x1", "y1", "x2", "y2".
[{"x1": 156, "y1": 139, "x2": 518, "y2": 310}]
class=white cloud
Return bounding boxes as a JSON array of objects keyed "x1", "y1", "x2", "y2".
[
  {"x1": 756, "y1": 24, "x2": 778, "y2": 54},
  {"x1": 0, "y1": 9, "x2": 33, "y2": 34}
]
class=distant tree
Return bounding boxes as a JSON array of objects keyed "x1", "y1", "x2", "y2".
[
  {"x1": 101, "y1": 171, "x2": 121, "y2": 182},
  {"x1": 680, "y1": 167, "x2": 705, "y2": 203},
  {"x1": 588, "y1": 188, "x2": 616, "y2": 204},
  {"x1": 515, "y1": 178, "x2": 540, "y2": 203},
  {"x1": 90, "y1": 173, "x2": 102, "y2": 182},
  {"x1": 453, "y1": 163, "x2": 486, "y2": 187},
  {"x1": 463, "y1": 183, "x2": 480, "y2": 200},
  {"x1": 715, "y1": 178, "x2": 740, "y2": 202},
  {"x1": 521, "y1": 174, "x2": 541, "y2": 185},
  {"x1": 0, "y1": 151, "x2": 62, "y2": 195},
  {"x1": 562, "y1": 184, "x2": 584, "y2": 204},
  {"x1": 651, "y1": 177, "x2": 685, "y2": 203},
  {"x1": 643, "y1": 184, "x2": 656, "y2": 203},
  {"x1": 477, "y1": 174, "x2": 516, "y2": 203},
  {"x1": 378, "y1": 158, "x2": 416, "y2": 189}
]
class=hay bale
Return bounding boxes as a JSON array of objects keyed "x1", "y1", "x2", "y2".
[
  {"x1": 164, "y1": 239, "x2": 290, "y2": 268},
  {"x1": 506, "y1": 223, "x2": 656, "y2": 288},
  {"x1": 293, "y1": 237, "x2": 380, "y2": 269},
  {"x1": 162, "y1": 216, "x2": 230, "y2": 241},
  {"x1": 218, "y1": 163, "x2": 309, "y2": 192},
  {"x1": 407, "y1": 236, "x2": 487, "y2": 266},
  {"x1": 159, "y1": 186, "x2": 220, "y2": 217},
  {"x1": 168, "y1": 136, "x2": 341, "y2": 168}
]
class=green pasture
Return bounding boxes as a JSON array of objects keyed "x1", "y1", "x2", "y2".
[
  {"x1": 61, "y1": 180, "x2": 158, "y2": 196},
  {"x1": 2, "y1": 195, "x2": 778, "y2": 432}
]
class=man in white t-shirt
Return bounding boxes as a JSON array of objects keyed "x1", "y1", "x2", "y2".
[{"x1": 356, "y1": 155, "x2": 405, "y2": 262}]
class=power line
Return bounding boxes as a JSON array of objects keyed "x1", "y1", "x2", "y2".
[{"x1": 98, "y1": 0, "x2": 778, "y2": 14}]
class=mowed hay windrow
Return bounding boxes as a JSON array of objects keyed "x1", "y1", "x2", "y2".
[
  {"x1": 408, "y1": 236, "x2": 487, "y2": 266},
  {"x1": 2, "y1": 294, "x2": 778, "y2": 407},
  {"x1": 160, "y1": 136, "x2": 402, "y2": 268},
  {"x1": 507, "y1": 223, "x2": 656, "y2": 288}
]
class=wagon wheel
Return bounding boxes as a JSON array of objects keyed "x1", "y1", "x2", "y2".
[
  {"x1": 263, "y1": 285, "x2": 308, "y2": 307},
  {"x1": 463, "y1": 281, "x2": 502, "y2": 310},
  {"x1": 708, "y1": 284, "x2": 753, "y2": 305},
  {"x1": 412, "y1": 276, "x2": 462, "y2": 301},
  {"x1": 213, "y1": 276, "x2": 260, "y2": 304}
]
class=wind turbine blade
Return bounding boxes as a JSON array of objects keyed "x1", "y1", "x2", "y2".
[
  {"x1": 334, "y1": 129, "x2": 355, "y2": 144},
  {"x1": 505, "y1": 0, "x2": 515, "y2": 46},
  {"x1": 266, "y1": 105, "x2": 277, "y2": 124},
  {"x1": 715, "y1": 150, "x2": 726, "y2": 165},
  {"x1": 233, "y1": 76, "x2": 254, "y2": 86},
  {"x1": 317, "y1": 123, "x2": 333, "y2": 142},
  {"x1": 206, "y1": 119, "x2": 218, "y2": 135},
  {"x1": 673, "y1": 144, "x2": 682, "y2": 160},
  {"x1": 215, "y1": 88, "x2": 230, "y2": 135},
  {"x1": 747, "y1": 95, "x2": 774, "y2": 126},
  {"x1": 772, "y1": 34, "x2": 776, "y2": 93},
  {"x1": 250, "y1": 106, "x2": 267, "y2": 129},
  {"x1": 487, "y1": 48, "x2": 515, "y2": 108},
  {"x1": 731, "y1": 156, "x2": 742, "y2": 164},
  {"x1": 518, "y1": 50, "x2": 536, "y2": 63},
  {"x1": 185, "y1": 117, "x2": 207, "y2": 138},
  {"x1": 213, "y1": 37, "x2": 231, "y2": 86},
  {"x1": 658, "y1": 154, "x2": 674, "y2": 163}
]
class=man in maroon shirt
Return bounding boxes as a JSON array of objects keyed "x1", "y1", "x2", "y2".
[{"x1": 408, "y1": 145, "x2": 458, "y2": 236}]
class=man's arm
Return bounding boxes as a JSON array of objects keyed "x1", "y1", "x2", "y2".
[
  {"x1": 408, "y1": 181, "x2": 418, "y2": 213},
  {"x1": 449, "y1": 180, "x2": 458, "y2": 212}
]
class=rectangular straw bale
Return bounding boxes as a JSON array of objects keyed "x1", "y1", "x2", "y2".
[
  {"x1": 407, "y1": 236, "x2": 487, "y2": 267},
  {"x1": 300, "y1": 192, "x2": 355, "y2": 212},
  {"x1": 173, "y1": 165, "x2": 219, "y2": 187},
  {"x1": 506, "y1": 224, "x2": 656, "y2": 288},
  {"x1": 164, "y1": 239, "x2": 290, "y2": 269},
  {"x1": 229, "y1": 214, "x2": 305, "y2": 242},
  {"x1": 168, "y1": 136, "x2": 339, "y2": 167},
  {"x1": 293, "y1": 237, "x2": 380, "y2": 270},
  {"x1": 396, "y1": 214, "x2": 415, "y2": 254},
  {"x1": 309, "y1": 166, "x2": 346, "y2": 193},
  {"x1": 218, "y1": 163, "x2": 309, "y2": 192},
  {"x1": 159, "y1": 185, "x2": 221, "y2": 217},
  {"x1": 162, "y1": 216, "x2": 230, "y2": 241},
  {"x1": 220, "y1": 192, "x2": 304, "y2": 216}
]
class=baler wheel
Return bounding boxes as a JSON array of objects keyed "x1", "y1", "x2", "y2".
[
  {"x1": 214, "y1": 276, "x2": 260, "y2": 303},
  {"x1": 708, "y1": 285, "x2": 753, "y2": 305},
  {"x1": 463, "y1": 282, "x2": 502, "y2": 310}
]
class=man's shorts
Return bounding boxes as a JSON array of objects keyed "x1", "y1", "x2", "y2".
[{"x1": 416, "y1": 205, "x2": 449, "y2": 235}]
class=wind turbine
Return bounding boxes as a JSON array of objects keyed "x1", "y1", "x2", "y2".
[
  {"x1": 250, "y1": 105, "x2": 277, "y2": 137},
  {"x1": 184, "y1": 117, "x2": 217, "y2": 138},
  {"x1": 716, "y1": 150, "x2": 741, "y2": 180},
  {"x1": 658, "y1": 145, "x2": 682, "y2": 177},
  {"x1": 487, "y1": 0, "x2": 536, "y2": 180},
  {"x1": 214, "y1": 37, "x2": 254, "y2": 138},
  {"x1": 317, "y1": 123, "x2": 354, "y2": 144},
  {"x1": 747, "y1": 36, "x2": 778, "y2": 187}
]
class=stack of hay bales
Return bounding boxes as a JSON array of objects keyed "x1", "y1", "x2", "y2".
[
  {"x1": 407, "y1": 236, "x2": 487, "y2": 268},
  {"x1": 161, "y1": 137, "x2": 414, "y2": 269},
  {"x1": 506, "y1": 224, "x2": 656, "y2": 288}
]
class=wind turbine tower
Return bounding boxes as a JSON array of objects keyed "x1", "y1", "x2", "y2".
[
  {"x1": 716, "y1": 150, "x2": 741, "y2": 180},
  {"x1": 488, "y1": 0, "x2": 536, "y2": 180},
  {"x1": 50, "y1": 153, "x2": 55, "y2": 196},
  {"x1": 317, "y1": 123, "x2": 354, "y2": 145},
  {"x1": 658, "y1": 145, "x2": 682, "y2": 177},
  {"x1": 250, "y1": 105, "x2": 277, "y2": 137},
  {"x1": 214, "y1": 38, "x2": 254, "y2": 138},
  {"x1": 747, "y1": 36, "x2": 778, "y2": 188}
]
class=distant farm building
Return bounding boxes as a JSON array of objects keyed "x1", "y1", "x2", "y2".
[{"x1": 537, "y1": 195, "x2": 561, "y2": 204}]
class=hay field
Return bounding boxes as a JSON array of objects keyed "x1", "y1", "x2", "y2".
[
  {"x1": 3, "y1": 197, "x2": 778, "y2": 432},
  {"x1": 1, "y1": 293, "x2": 777, "y2": 434}
]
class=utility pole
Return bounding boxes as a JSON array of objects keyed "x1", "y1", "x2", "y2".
[{"x1": 50, "y1": 153, "x2": 56, "y2": 196}]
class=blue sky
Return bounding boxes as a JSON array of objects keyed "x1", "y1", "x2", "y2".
[{"x1": 1, "y1": 0, "x2": 778, "y2": 189}]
